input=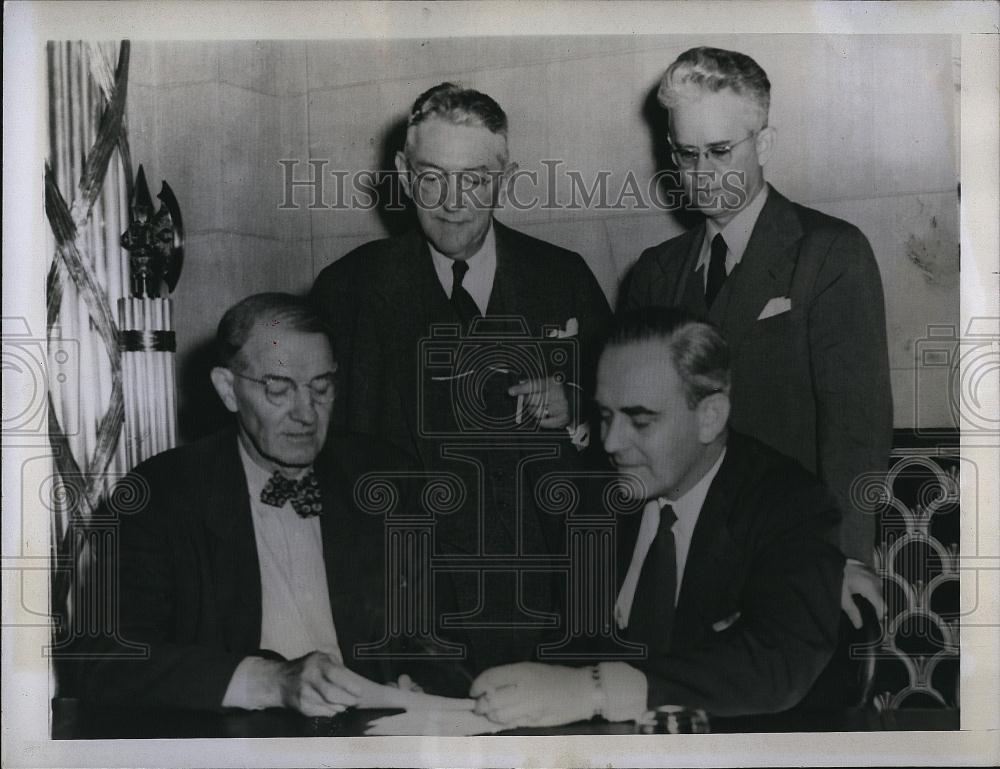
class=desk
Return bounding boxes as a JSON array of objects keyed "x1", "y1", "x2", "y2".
[{"x1": 51, "y1": 699, "x2": 959, "y2": 739}]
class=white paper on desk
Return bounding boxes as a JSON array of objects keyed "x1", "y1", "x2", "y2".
[
  {"x1": 365, "y1": 709, "x2": 505, "y2": 736},
  {"x1": 368, "y1": 685, "x2": 477, "y2": 712},
  {"x1": 354, "y1": 676, "x2": 476, "y2": 712}
]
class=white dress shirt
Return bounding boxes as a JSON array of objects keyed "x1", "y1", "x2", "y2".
[
  {"x1": 600, "y1": 448, "x2": 727, "y2": 722},
  {"x1": 696, "y1": 184, "x2": 769, "y2": 289},
  {"x1": 429, "y1": 222, "x2": 497, "y2": 315},
  {"x1": 222, "y1": 445, "x2": 342, "y2": 709},
  {"x1": 614, "y1": 448, "x2": 727, "y2": 629}
]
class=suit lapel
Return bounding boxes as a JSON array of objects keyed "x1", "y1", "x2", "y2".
[
  {"x1": 671, "y1": 446, "x2": 742, "y2": 651},
  {"x1": 675, "y1": 223, "x2": 709, "y2": 315},
  {"x1": 203, "y1": 432, "x2": 262, "y2": 653},
  {"x1": 715, "y1": 187, "x2": 802, "y2": 352},
  {"x1": 317, "y1": 461, "x2": 364, "y2": 661},
  {"x1": 488, "y1": 221, "x2": 527, "y2": 319},
  {"x1": 614, "y1": 503, "x2": 644, "y2": 591}
]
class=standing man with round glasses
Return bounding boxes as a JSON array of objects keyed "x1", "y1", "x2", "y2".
[{"x1": 622, "y1": 47, "x2": 893, "y2": 635}]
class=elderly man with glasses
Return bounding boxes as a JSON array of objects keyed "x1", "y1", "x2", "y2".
[
  {"x1": 311, "y1": 83, "x2": 611, "y2": 685},
  {"x1": 621, "y1": 47, "x2": 893, "y2": 639},
  {"x1": 74, "y1": 293, "x2": 454, "y2": 714}
]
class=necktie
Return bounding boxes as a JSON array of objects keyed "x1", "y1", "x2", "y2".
[
  {"x1": 626, "y1": 502, "x2": 678, "y2": 654},
  {"x1": 260, "y1": 470, "x2": 322, "y2": 518},
  {"x1": 705, "y1": 232, "x2": 728, "y2": 308},
  {"x1": 450, "y1": 259, "x2": 482, "y2": 325}
]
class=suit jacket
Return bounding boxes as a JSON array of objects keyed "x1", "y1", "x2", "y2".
[
  {"x1": 615, "y1": 432, "x2": 844, "y2": 716},
  {"x1": 75, "y1": 429, "x2": 425, "y2": 710},
  {"x1": 310, "y1": 220, "x2": 612, "y2": 675},
  {"x1": 621, "y1": 186, "x2": 893, "y2": 563},
  {"x1": 311, "y1": 219, "x2": 612, "y2": 456}
]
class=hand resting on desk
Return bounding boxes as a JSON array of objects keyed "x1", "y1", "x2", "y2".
[
  {"x1": 471, "y1": 662, "x2": 600, "y2": 728},
  {"x1": 224, "y1": 651, "x2": 475, "y2": 716}
]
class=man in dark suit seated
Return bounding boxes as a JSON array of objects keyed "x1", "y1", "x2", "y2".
[
  {"x1": 620, "y1": 47, "x2": 891, "y2": 628},
  {"x1": 310, "y1": 83, "x2": 612, "y2": 679},
  {"x1": 470, "y1": 309, "x2": 844, "y2": 726},
  {"x1": 74, "y1": 293, "x2": 442, "y2": 714}
]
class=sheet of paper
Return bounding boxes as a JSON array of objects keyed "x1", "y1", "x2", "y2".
[
  {"x1": 365, "y1": 710, "x2": 505, "y2": 736},
  {"x1": 355, "y1": 679, "x2": 477, "y2": 712}
]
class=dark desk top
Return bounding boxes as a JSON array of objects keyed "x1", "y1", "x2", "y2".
[{"x1": 51, "y1": 699, "x2": 959, "y2": 739}]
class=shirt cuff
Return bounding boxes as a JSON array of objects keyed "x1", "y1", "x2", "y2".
[
  {"x1": 566, "y1": 422, "x2": 590, "y2": 450},
  {"x1": 598, "y1": 661, "x2": 648, "y2": 723},
  {"x1": 222, "y1": 656, "x2": 282, "y2": 710}
]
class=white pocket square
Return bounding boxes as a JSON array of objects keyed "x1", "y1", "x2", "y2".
[
  {"x1": 711, "y1": 611, "x2": 741, "y2": 632},
  {"x1": 757, "y1": 297, "x2": 792, "y2": 320},
  {"x1": 546, "y1": 317, "x2": 578, "y2": 339}
]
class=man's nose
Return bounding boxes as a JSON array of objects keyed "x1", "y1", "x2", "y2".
[
  {"x1": 602, "y1": 415, "x2": 626, "y2": 455},
  {"x1": 443, "y1": 173, "x2": 467, "y2": 211},
  {"x1": 288, "y1": 386, "x2": 317, "y2": 423}
]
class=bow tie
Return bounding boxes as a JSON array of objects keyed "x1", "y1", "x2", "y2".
[{"x1": 260, "y1": 470, "x2": 322, "y2": 518}]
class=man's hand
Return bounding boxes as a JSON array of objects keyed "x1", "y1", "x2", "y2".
[
  {"x1": 470, "y1": 662, "x2": 595, "y2": 727},
  {"x1": 387, "y1": 673, "x2": 423, "y2": 693},
  {"x1": 275, "y1": 651, "x2": 365, "y2": 716},
  {"x1": 841, "y1": 559, "x2": 886, "y2": 630},
  {"x1": 507, "y1": 377, "x2": 573, "y2": 429}
]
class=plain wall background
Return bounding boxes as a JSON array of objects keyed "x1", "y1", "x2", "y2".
[{"x1": 125, "y1": 35, "x2": 960, "y2": 441}]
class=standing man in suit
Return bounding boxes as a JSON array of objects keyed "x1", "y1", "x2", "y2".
[
  {"x1": 76, "y1": 293, "x2": 443, "y2": 713},
  {"x1": 621, "y1": 47, "x2": 892, "y2": 625},
  {"x1": 311, "y1": 83, "x2": 612, "y2": 679},
  {"x1": 471, "y1": 309, "x2": 844, "y2": 725}
]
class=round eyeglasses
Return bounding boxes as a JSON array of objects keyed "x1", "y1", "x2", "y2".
[
  {"x1": 232, "y1": 371, "x2": 337, "y2": 407},
  {"x1": 669, "y1": 130, "x2": 761, "y2": 169},
  {"x1": 405, "y1": 161, "x2": 498, "y2": 204}
]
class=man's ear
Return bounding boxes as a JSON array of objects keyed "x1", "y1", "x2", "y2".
[
  {"x1": 210, "y1": 367, "x2": 239, "y2": 414},
  {"x1": 394, "y1": 151, "x2": 412, "y2": 199},
  {"x1": 756, "y1": 125, "x2": 776, "y2": 167},
  {"x1": 495, "y1": 161, "x2": 518, "y2": 208},
  {"x1": 696, "y1": 392, "x2": 730, "y2": 444}
]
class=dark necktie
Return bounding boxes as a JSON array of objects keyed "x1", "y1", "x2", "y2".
[
  {"x1": 705, "y1": 232, "x2": 728, "y2": 308},
  {"x1": 626, "y1": 502, "x2": 678, "y2": 654},
  {"x1": 260, "y1": 470, "x2": 322, "y2": 518},
  {"x1": 450, "y1": 259, "x2": 482, "y2": 325}
]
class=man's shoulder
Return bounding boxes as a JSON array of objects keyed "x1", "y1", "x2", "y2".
[
  {"x1": 723, "y1": 431, "x2": 831, "y2": 501},
  {"x1": 313, "y1": 230, "x2": 419, "y2": 289},
  {"x1": 494, "y1": 220, "x2": 603, "y2": 289},
  {"x1": 132, "y1": 429, "x2": 236, "y2": 483},
  {"x1": 632, "y1": 225, "x2": 701, "y2": 274},
  {"x1": 495, "y1": 220, "x2": 578, "y2": 261},
  {"x1": 772, "y1": 188, "x2": 869, "y2": 244},
  {"x1": 711, "y1": 433, "x2": 840, "y2": 554}
]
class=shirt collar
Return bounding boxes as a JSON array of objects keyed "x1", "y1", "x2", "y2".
[
  {"x1": 696, "y1": 183, "x2": 770, "y2": 272},
  {"x1": 237, "y1": 437, "x2": 310, "y2": 499},
  {"x1": 659, "y1": 446, "x2": 727, "y2": 527},
  {"x1": 428, "y1": 220, "x2": 497, "y2": 289}
]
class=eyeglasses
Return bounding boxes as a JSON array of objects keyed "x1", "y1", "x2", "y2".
[
  {"x1": 669, "y1": 130, "x2": 761, "y2": 169},
  {"x1": 232, "y1": 371, "x2": 337, "y2": 407},
  {"x1": 406, "y1": 160, "x2": 498, "y2": 201}
]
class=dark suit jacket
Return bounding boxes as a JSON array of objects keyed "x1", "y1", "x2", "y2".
[
  {"x1": 75, "y1": 429, "x2": 423, "y2": 711},
  {"x1": 621, "y1": 186, "x2": 892, "y2": 563},
  {"x1": 310, "y1": 219, "x2": 612, "y2": 676},
  {"x1": 311, "y1": 219, "x2": 612, "y2": 456},
  {"x1": 615, "y1": 432, "x2": 844, "y2": 716}
]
